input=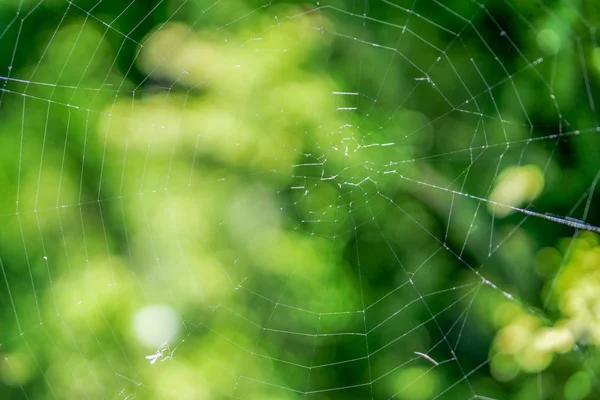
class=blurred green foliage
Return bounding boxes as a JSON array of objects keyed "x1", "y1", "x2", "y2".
[{"x1": 0, "y1": 0, "x2": 600, "y2": 399}]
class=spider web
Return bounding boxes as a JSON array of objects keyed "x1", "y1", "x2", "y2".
[{"x1": 0, "y1": 0, "x2": 599, "y2": 399}]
